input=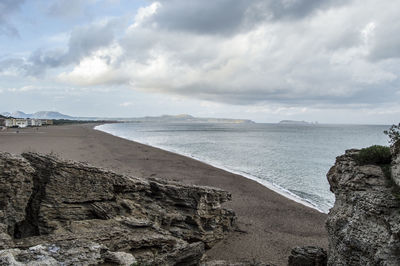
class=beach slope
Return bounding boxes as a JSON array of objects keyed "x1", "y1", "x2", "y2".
[{"x1": 0, "y1": 124, "x2": 327, "y2": 265}]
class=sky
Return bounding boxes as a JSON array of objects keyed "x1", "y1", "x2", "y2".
[{"x1": 0, "y1": 0, "x2": 399, "y2": 124}]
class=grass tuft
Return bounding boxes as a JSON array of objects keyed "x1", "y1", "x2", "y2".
[{"x1": 355, "y1": 145, "x2": 392, "y2": 166}]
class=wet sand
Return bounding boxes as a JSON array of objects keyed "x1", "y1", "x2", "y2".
[{"x1": 0, "y1": 124, "x2": 328, "y2": 265}]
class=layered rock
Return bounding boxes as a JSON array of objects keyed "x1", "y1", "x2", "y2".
[
  {"x1": 0, "y1": 152, "x2": 236, "y2": 265},
  {"x1": 326, "y1": 148, "x2": 400, "y2": 265}
]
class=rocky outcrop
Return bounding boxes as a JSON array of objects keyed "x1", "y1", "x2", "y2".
[
  {"x1": 0, "y1": 152, "x2": 236, "y2": 265},
  {"x1": 391, "y1": 141, "x2": 400, "y2": 187},
  {"x1": 326, "y1": 148, "x2": 400, "y2": 265},
  {"x1": 288, "y1": 246, "x2": 327, "y2": 266}
]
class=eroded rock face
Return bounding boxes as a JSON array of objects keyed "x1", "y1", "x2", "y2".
[
  {"x1": 0, "y1": 152, "x2": 236, "y2": 265},
  {"x1": 326, "y1": 149, "x2": 400, "y2": 266}
]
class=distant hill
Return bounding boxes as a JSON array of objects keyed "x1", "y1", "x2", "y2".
[
  {"x1": 1, "y1": 111, "x2": 29, "y2": 118},
  {"x1": 0, "y1": 111, "x2": 73, "y2": 119},
  {"x1": 11, "y1": 111, "x2": 29, "y2": 118},
  {"x1": 1, "y1": 112, "x2": 11, "y2": 117},
  {"x1": 31, "y1": 111, "x2": 74, "y2": 120},
  {"x1": 127, "y1": 114, "x2": 255, "y2": 124}
]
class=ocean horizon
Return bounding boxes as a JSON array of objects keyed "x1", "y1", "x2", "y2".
[{"x1": 96, "y1": 122, "x2": 390, "y2": 213}]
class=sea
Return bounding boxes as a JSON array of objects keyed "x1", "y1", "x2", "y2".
[{"x1": 95, "y1": 122, "x2": 390, "y2": 213}]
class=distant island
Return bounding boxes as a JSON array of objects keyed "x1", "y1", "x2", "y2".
[
  {"x1": 127, "y1": 114, "x2": 255, "y2": 124},
  {"x1": 279, "y1": 120, "x2": 318, "y2": 125},
  {"x1": 1, "y1": 111, "x2": 255, "y2": 124}
]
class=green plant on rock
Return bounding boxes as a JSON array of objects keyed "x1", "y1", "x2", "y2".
[
  {"x1": 384, "y1": 123, "x2": 400, "y2": 145},
  {"x1": 355, "y1": 145, "x2": 392, "y2": 180},
  {"x1": 356, "y1": 145, "x2": 392, "y2": 165}
]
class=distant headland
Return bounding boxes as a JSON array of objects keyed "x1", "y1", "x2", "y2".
[{"x1": 1, "y1": 111, "x2": 255, "y2": 124}]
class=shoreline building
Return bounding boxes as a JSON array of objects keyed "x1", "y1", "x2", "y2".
[
  {"x1": 5, "y1": 118, "x2": 49, "y2": 128},
  {"x1": 28, "y1": 119, "x2": 42, "y2": 127},
  {"x1": 41, "y1": 119, "x2": 54, "y2": 125},
  {"x1": 5, "y1": 118, "x2": 29, "y2": 128}
]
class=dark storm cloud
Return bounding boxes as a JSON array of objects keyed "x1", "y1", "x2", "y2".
[
  {"x1": 0, "y1": 0, "x2": 24, "y2": 36},
  {"x1": 147, "y1": 0, "x2": 346, "y2": 35},
  {"x1": 149, "y1": 0, "x2": 249, "y2": 35}
]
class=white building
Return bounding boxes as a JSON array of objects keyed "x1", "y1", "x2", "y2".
[
  {"x1": 5, "y1": 118, "x2": 48, "y2": 128},
  {"x1": 15, "y1": 119, "x2": 28, "y2": 128},
  {"x1": 5, "y1": 119, "x2": 14, "y2": 127},
  {"x1": 28, "y1": 119, "x2": 42, "y2": 127},
  {"x1": 5, "y1": 118, "x2": 29, "y2": 128}
]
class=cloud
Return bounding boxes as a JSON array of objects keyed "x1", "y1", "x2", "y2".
[
  {"x1": 52, "y1": 0, "x2": 400, "y2": 108},
  {"x1": 58, "y1": 43, "x2": 125, "y2": 85},
  {"x1": 0, "y1": 0, "x2": 25, "y2": 36},
  {"x1": 367, "y1": 6, "x2": 400, "y2": 61},
  {"x1": 0, "y1": 17, "x2": 122, "y2": 77},
  {"x1": 64, "y1": 18, "x2": 121, "y2": 63},
  {"x1": 47, "y1": 0, "x2": 87, "y2": 18},
  {"x1": 3, "y1": 0, "x2": 400, "y2": 111},
  {"x1": 145, "y1": 0, "x2": 346, "y2": 36}
]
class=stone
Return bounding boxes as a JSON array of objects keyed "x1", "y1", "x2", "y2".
[
  {"x1": 326, "y1": 149, "x2": 400, "y2": 265},
  {"x1": 0, "y1": 152, "x2": 236, "y2": 265},
  {"x1": 288, "y1": 246, "x2": 327, "y2": 266},
  {"x1": 103, "y1": 251, "x2": 137, "y2": 265},
  {"x1": 0, "y1": 241, "x2": 104, "y2": 266}
]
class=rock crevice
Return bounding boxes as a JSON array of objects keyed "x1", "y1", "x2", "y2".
[{"x1": 14, "y1": 153, "x2": 53, "y2": 239}]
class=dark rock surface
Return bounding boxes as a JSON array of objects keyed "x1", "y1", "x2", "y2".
[
  {"x1": 0, "y1": 152, "x2": 236, "y2": 265},
  {"x1": 202, "y1": 260, "x2": 272, "y2": 266},
  {"x1": 326, "y1": 148, "x2": 400, "y2": 265},
  {"x1": 288, "y1": 246, "x2": 327, "y2": 266},
  {"x1": 391, "y1": 141, "x2": 400, "y2": 187}
]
